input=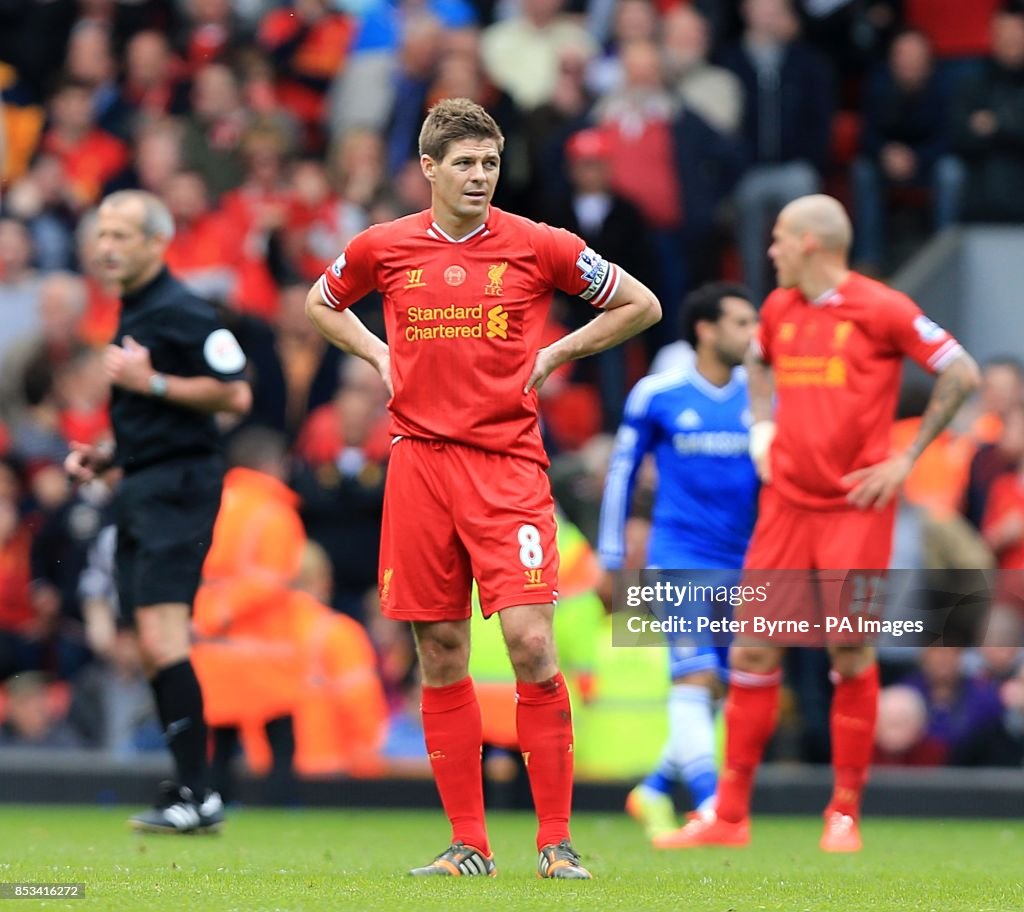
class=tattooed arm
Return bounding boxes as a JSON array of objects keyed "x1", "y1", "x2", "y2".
[{"x1": 842, "y1": 352, "x2": 981, "y2": 510}]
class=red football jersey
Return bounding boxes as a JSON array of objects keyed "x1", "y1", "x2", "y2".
[
  {"x1": 318, "y1": 207, "x2": 620, "y2": 465},
  {"x1": 754, "y1": 272, "x2": 964, "y2": 510}
]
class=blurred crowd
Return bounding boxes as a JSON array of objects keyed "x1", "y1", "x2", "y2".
[{"x1": 3, "y1": 0, "x2": 1024, "y2": 784}]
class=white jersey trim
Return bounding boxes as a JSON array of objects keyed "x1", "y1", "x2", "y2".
[
  {"x1": 429, "y1": 221, "x2": 488, "y2": 244},
  {"x1": 928, "y1": 339, "x2": 964, "y2": 372},
  {"x1": 318, "y1": 274, "x2": 342, "y2": 309}
]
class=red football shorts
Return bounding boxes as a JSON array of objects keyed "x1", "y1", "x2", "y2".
[
  {"x1": 378, "y1": 437, "x2": 559, "y2": 622},
  {"x1": 737, "y1": 484, "x2": 896, "y2": 645}
]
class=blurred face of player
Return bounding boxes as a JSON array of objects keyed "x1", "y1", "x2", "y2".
[
  {"x1": 768, "y1": 210, "x2": 807, "y2": 289},
  {"x1": 711, "y1": 296, "x2": 758, "y2": 368},
  {"x1": 422, "y1": 137, "x2": 501, "y2": 234},
  {"x1": 95, "y1": 200, "x2": 167, "y2": 293}
]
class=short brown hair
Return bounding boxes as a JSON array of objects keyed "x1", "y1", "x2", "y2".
[{"x1": 418, "y1": 97, "x2": 505, "y2": 161}]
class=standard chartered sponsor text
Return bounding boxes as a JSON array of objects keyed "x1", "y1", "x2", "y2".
[{"x1": 407, "y1": 304, "x2": 484, "y2": 341}]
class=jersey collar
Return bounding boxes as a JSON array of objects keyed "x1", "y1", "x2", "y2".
[
  {"x1": 423, "y1": 208, "x2": 496, "y2": 243},
  {"x1": 689, "y1": 365, "x2": 743, "y2": 401},
  {"x1": 122, "y1": 266, "x2": 172, "y2": 308}
]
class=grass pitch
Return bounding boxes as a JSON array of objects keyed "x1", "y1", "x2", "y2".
[{"x1": 1, "y1": 806, "x2": 1021, "y2": 912}]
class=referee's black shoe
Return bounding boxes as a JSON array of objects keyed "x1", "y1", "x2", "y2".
[{"x1": 129, "y1": 781, "x2": 201, "y2": 834}]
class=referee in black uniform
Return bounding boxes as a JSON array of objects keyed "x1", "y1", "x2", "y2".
[{"x1": 65, "y1": 190, "x2": 251, "y2": 833}]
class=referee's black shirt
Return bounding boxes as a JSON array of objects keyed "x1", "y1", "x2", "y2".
[{"x1": 111, "y1": 268, "x2": 248, "y2": 473}]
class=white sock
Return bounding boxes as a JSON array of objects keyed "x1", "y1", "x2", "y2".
[{"x1": 659, "y1": 683, "x2": 717, "y2": 812}]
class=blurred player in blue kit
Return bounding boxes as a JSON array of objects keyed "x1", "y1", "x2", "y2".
[{"x1": 598, "y1": 283, "x2": 760, "y2": 841}]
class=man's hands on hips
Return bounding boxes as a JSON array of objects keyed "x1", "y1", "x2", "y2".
[
  {"x1": 104, "y1": 335, "x2": 154, "y2": 394},
  {"x1": 372, "y1": 348, "x2": 394, "y2": 398},
  {"x1": 842, "y1": 452, "x2": 914, "y2": 510},
  {"x1": 525, "y1": 345, "x2": 567, "y2": 394}
]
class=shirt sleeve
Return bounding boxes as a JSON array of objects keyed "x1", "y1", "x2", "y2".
[
  {"x1": 169, "y1": 304, "x2": 248, "y2": 382},
  {"x1": 597, "y1": 381, "x2": 658, "y2": 569},
  {"x1": 317, "y1": 226, "x2": 379, "y2": 311},
  {"x1": 884, "y1": 291, "x2": 964, "y2": 373},
  {"x1": 533, "y1": 223, "x2": 621, "y2": 309}
]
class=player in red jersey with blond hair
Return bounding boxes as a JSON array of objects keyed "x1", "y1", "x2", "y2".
[
  {"x1": 305, "y1": 98, "x2": 660, "y2": 878},
  {"x1": 656, "y1": 194, "x2": 980, "y2": 853}
]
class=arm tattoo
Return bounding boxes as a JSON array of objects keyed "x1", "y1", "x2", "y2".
[{"x1": 907, "y1": 356, "x2": 979, "y2": 461}]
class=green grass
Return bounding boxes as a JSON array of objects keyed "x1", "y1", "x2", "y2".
[{"x1": 0, "y1": 807, "x2": 1021, "y2": 912}]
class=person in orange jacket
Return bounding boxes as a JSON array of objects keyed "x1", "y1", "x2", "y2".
[{"x1": 191, "y1": 426, "x2": 305, "y2": 804}]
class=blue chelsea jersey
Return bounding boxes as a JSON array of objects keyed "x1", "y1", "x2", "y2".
[{"x1": 598, "y1": 365, "x2": 760, "y2": 570}]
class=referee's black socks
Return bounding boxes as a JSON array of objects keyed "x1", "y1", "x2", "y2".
[{"x1": 152, "y1": 660, "x2": 208, "y2": 800}]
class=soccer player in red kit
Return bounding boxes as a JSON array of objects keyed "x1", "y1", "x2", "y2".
[
  {"x1": 305, "y1": 98, "x2": 660, "y2": 878},
  {"x1": 657, "y1": 195, "x2": 980, "y2": 853}
]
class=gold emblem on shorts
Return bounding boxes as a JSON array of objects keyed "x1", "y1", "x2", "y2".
[{"x1": 524, "y1": 568, "x2": 545, "y2": 589}]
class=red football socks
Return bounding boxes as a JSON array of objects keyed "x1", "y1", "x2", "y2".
[
  {"x1": 716, "y1": 670, "x2": 782, "y2": 824},
  {"x1": 421, "y1": 676, "x2": 490, "y2": 854},
  {"x1": 516, "y1": 672, "x2": 574, "y2": 850},
  {"x1": 828, "y1": 663, "x2": 880, "y2": 820}
]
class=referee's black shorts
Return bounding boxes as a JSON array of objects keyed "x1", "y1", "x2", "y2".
[{"x1": 115, "y1": 454, "x2": 224, "y2": 618}]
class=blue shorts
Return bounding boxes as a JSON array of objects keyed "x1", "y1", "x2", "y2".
[{"x1": 643, "y1": 553, "x2": 744, "y2": 682}]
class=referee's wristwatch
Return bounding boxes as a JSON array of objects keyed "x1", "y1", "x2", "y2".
[{"x1": 148, "y1": 372, "x2": 169, "y2": 398}]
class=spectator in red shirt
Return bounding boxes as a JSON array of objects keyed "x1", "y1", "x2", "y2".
[
  {"x1": 258, "y1": 0, "x2": 355, "y2": 138},
  {"x1": 0, "y1": 463, "x2": 39, "y2": 680},
  {"x1": 903, "y1": 0, "x2": 1002, "y2": 81},
  {"x1": 164, "y1": 170, "x2": 242, "y2": 304},
  {"x1": 41, "y1": 79, "x2": 129, "y2": 209},
  {"x1": 122, "y1": 31, "x2": 188, "y2": 123},
  {"x1": 180, "y1": 0, "x2": 236, "y2": 74},
  {"x1": 285, "y1": 158, "x2": 367, "y2": 282},
  {"x1": 64, "y1": 19, "x2": 130, "y2": 139},
  {"x1": 982, "y1": 458, "x2": 1024, "y2": 570}
]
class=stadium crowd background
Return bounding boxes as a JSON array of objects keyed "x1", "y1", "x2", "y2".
[{"x1": 1, "y1": 0, "x2": 1024, "y2": 791}]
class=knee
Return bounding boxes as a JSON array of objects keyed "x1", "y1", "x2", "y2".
[
  {"x1": 416, "y1": 635, "x2": 470, "y2": 686},
  {"x1": 829, "y1": 647, "x2": 873, "y2": 679},
  {"x1": 729, "y1": 645, "x2": 780, "y2": 675},
  {"x1": 505, "y1": 627, "x2": 556, "y2": 679},
  {"x1": 135, "y1": 626, "x2": 185, "y2": 670}
]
